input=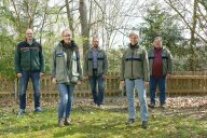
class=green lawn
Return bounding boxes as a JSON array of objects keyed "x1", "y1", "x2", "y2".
[{"x1": 0, "y1": 106, "x2": 207, "y2": 138}]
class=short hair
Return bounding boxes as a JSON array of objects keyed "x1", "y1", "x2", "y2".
[
  {"x1": 61, "y1": 29, "x2": 71, "y2": 37},
  {"x1": 26, "y1": 28, "x2": 33, "y2": 34},
  {"x1": 154, "y1": 36, "x2": 163, "y2": 41},
  {"x1": 92, "y1": 35, "x2": 99, "y2": 41},
  {"x1": 128, "y1": 32, "x2": 139, "y2": 38}
]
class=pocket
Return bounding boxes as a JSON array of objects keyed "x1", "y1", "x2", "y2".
[
  {"x1": 56, "y1": 52, "x2": 64, "y2": 57},
  {"x1": 55, "y1": 52, "x2": 67, "y2": 82},
  {"x1": 56, "y1": 52, "x2": 65, "y2": 65},
  {"x1": 55, "y1": 70, "x2": 66, "y2": 82},
  {"x1": 71, "y1": 76, "x2": 79, "y2": 83}
]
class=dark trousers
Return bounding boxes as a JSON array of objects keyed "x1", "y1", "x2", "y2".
[
  {"x1": 19, "y1": 71, "x2": 41, "y2": 110},
  {"x1": 89, "y1": 69, "x2": 105, "y2": 106},
  {"x1": 149, "y1": 76, "x2": 166, "y2": 105}
]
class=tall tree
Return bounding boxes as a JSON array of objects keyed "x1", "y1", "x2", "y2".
[{"x1": 79, "y1": 0, "x2": 90, "y2": 55}]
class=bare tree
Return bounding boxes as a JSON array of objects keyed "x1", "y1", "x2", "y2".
[
  {"x1": 79, "y1": 0, "x2": 93, "y2": 55},
  {"x1": 65, "y1": 0, "x2": 75, "y2": 37}
]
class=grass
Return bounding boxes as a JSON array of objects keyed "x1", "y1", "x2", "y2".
[{"x1": 0, "y1": 106, "x2": 207, "y2": 138}]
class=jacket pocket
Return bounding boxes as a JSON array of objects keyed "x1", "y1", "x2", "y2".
[
  {"x1": 55, "y1": 52, "x2": 67, "y2": 82},
  {"x1": 20, "y1": 52, "x2": 30, "y2": 69}
]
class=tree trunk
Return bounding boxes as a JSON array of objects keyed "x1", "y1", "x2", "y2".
[
  {"x1": 79, "y1": 0, "x2": 90, "y2": 56},
  {"x1": 189, "y1": 0, "x2": 198, "y2": 71},
  {"x1": 65, "y1": 0, "x2": 75, "y2": 37}
]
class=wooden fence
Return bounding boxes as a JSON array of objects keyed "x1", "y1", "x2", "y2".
[{"x1": 0, "y1": 72, "x2": 207, "y2": 99}]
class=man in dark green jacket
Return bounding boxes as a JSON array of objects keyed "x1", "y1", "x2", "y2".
[
  {"x1": 148, "y1": 36, "x2": 173, "y2": 109},
  {"x1": 120, "y1": 32, "x2": 149, "y2": 129},
  {"x1": 15, "y1": 29, "x2": 44, "y2": 115},
  {"x1": 84, "y1": 36, "x2": 108, "y2": 108}
]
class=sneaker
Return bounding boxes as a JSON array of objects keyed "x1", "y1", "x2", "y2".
[
  {"x1": 18, "y1": 109, "x2": 26, "y2": 116},
  {"x1": 141, "y1": 121, "x2": 148, "y2": 129},
  {"x1": 125, "y1": 119, "x2": 135, "y2": 125},
  {"x1": 98, "y1": 105, "x2": 105, "y2": 109},
  {"x1": 148, "y1": 103, "x2": 155, "y2": 109},
  {"x1": 91, "y1": 103, "x2": 98, "y2": 108},
  {"x1": 64, "y1": 118, "x2": 72, "y2": 126},
  {"x1": 34, "y1": 107, "x2": 42, "y2": 113},
  {"x1": 160, "y1": 104, "x2": 167, "y2": 109},
  {"x1": 58, "y1": 118, "x2": 65, "y2": 127}
]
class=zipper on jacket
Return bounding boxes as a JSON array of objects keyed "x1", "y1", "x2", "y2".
[
  {"x1": 29, "y1": 45, "x2": 31, "y2": 71},
  {"x1": 63, "y1": 48, "x2": 70, "y2": 82},
  {"x1": 131, "y1": 49, "x2": 134, "y2": 79}
]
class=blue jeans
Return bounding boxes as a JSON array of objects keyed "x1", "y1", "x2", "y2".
[
  {"x1": 19, "y1": 71, "x2": 41, "y2": 110},
  {"x1": 149, "y1": 76, "x2": 166, "y2": 105},
  {"x1": 89, "y1": 73, "x2": 105, "y2": 106},
  {"x1": 125, "y1": 79, "x2": 149, "y2": 121},
  {"x1": 58, "y1": 83, "x2": 74, "y2": 119}
]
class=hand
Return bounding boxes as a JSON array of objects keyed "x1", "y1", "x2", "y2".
[
  {"x1": 119, "y1": 80, "x2": 125, "y2": 90},
  {"x1": 17, "y1": 73, "x2": 22, "y2": 78},
  {"x1": 102, "y1": 75, "x2": 106, "y2": 80},
  {"x1": 84, "y1": 76, "x2": 89, "y2": 81},
  {"x1": 120, "y1": 81, "x2": 125, "y2": 86},
  {"x1": 77, "y1": 81, "x2": 82, "y2": 85},
  {"x1": 40, "y1": 72, "x2": 44, "y2": 77},
  {"x1": 52, "y1": 78, "x2": 56, "y2": 84},
  {"x1": 144, "y1": 82, "x2": 149, "y2": 88},
  {"x1": 166, "y1": 74, "x2": 171, "y2": 78}
]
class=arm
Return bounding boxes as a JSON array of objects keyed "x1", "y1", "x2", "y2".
[
  {"x1": 166, "y1": 49, "x2": 173, "y2": 74},
  {"x1": 39, "y1": 45, "x2": 45, "y2": 73},
  {"x1": 142, "y1": 49, "x2": 150, "y2": 82},
  {"x1": 76, "y1": 50, "x2": 83, "y2": 81},
  {"x1": 103, "y1": 51, "x2": 108, "y2": 75},
  {"x1": 120, "y1": 51, "x2": 125, "y2": 81},
  {"x1": 14, "y1": 45, "x2": 21, "y2": 73},
  {"x1": 83, "y1": 51, "x2": 88, "y2": 77},
  {"x1": 51, "y1": 48, "x2": 56, "y2": 79}
]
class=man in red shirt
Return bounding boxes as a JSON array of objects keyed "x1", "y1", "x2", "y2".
[{"x1": 148, "y1": 37, "x2": 173, "y2": 109}]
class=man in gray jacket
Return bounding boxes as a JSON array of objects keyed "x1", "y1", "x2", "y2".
[
  {"x1": 84, "y1": 36, "x2": 108, "y2": 108},
  {"x1": 52, "y1": 29, "x2": 82, "y2": 127},
  {"x1": 120, "y1": 32, "x2": 149, "y2": 129}
]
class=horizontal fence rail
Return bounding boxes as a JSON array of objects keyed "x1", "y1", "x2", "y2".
[{"x1": 0, "y1": 72, "x2": 207, "y2": 99}]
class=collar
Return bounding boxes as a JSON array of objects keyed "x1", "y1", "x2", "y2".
[{"x1": 129, "y1": 43, "x2": 139, "y2": 49}]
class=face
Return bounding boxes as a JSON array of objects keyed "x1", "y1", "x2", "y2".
[
  {"x1": 62, "y1": 31, "x2": 71, "y2": 44},
  {"x1": 92, "y1": 38, "x2": 99, "y2": 48},
  {"x1": 153, "y1": 39, "x2": 162, "y2": 48},
  {"x1": 129, "y1": 35, "x2": 139, "y2": 45},
  {"x1": 26, "y1": 29, "x2": 33, "y2": 41}
]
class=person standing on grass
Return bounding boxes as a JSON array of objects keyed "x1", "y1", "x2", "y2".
[
  {"x1": 84, "y1": 36, "x2": 108, "y2": 108},
  {"x1": 51, "y1": 29, "x2": 83, "y2": 127},
  {"x1": 120, "y1": 32, "x2": 149, "y2": 129},
  {"x1": 14, "y1": 28, "x2": 44, "y2": 115},
  {"x1": 148, "y1": 36, "x2": 173, "y2": 109}
]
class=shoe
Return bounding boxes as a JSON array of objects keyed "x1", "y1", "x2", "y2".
[
  {"x1": 141, "y1": 121, "x2": 148, "y2": 129},
  {"x1": 58, "y1": 118, "x2": 65, "y2": 127},
  {"x1": 92, "y1": 103, "x2": 98, "y2": 108},
  {"x1": 160, "y1": 104, "x2": 167, "y2": 109},
  {"x1": 34, "y1": 107, "x2": 42, "y2": 112},
  {"x1": 18, "y1": 109, "x2": 26, "y2": 116},
  {"x1": 148, "y1": 103, "x2": 155, "y2": 109},
  {"x1": 64, "y1": 118, "x2": 72, "y2": 126},
  {"x1": 98, "y1": 105, "x2": 105, "y2": 109},
  {"x1": 125, "y1": 119, "x2": 135, "y2": 125}
]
